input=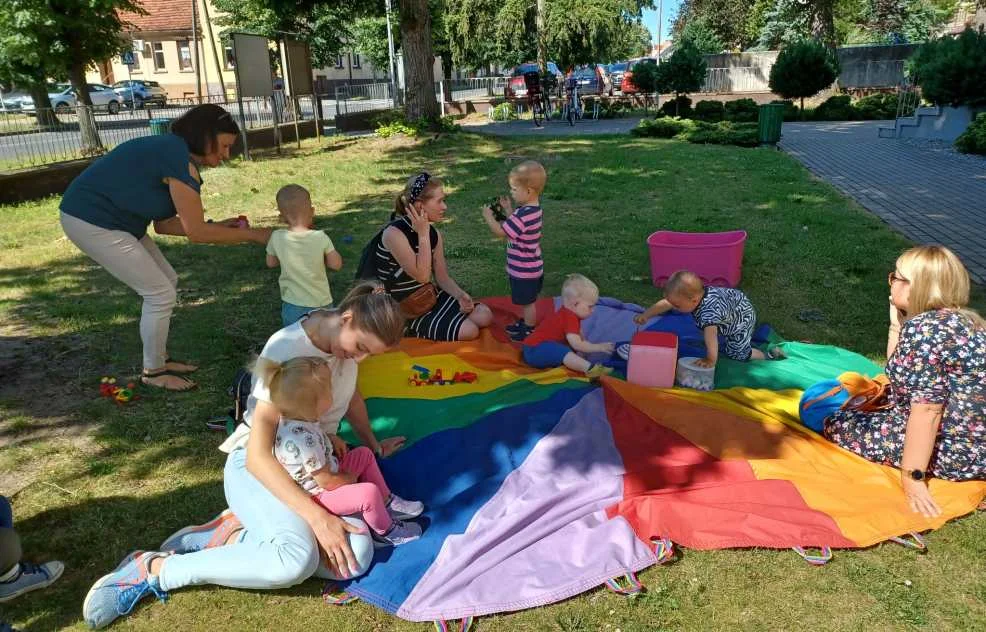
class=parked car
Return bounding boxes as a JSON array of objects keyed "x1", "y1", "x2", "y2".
[
  {"x1": 608, "y1": 62, "x2": 628, "y2": 93},
  {"x1": 86, "y1": 83, "x2": 123, "y2": 114},
  {"x1": 15, "y1": 84, "x2": 77, "y2": 113},
  {"x1": 568, "y1": 65, "x2": 606, "y2": 96},
  {"x1": 112, "y1": 80, "x2": 168, "y2": 109},
  {"x1": 504, "y1": 62, "x2": 564, "y2": 100},
  {"x1": 0, "y1": 90, "x2": 30, "y2": 112},
  {"x1": 621, "y1": 57, "x2": 658, "y2": 94}
]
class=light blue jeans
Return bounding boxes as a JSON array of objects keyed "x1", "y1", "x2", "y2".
[
  {"x1": 282, "y1": 302, "x2": 333, "y2": 327},
  {"x1": 158, "y1": 448, "x2": 374, "y2": 591}
]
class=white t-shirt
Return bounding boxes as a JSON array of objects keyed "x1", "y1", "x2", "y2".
[
  {"x1": 274, "y1": 418, "x2": 339, "y2": 495},
  {"x1": 219, "y1": 319, "x2": 358, "y2": 453}
]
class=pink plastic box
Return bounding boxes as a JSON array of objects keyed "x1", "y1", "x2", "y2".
[
  {"x1": 647, "y1": 230, "x2": 747, "y2": 288},
  {"x1": 627, "y1": 332, "x2": 678, "y2": 388}
]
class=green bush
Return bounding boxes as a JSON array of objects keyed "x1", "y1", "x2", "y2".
[
  {"x1": 769, "y1": 39, "x2": 841, "y2": 115},
  {"x1": 631, "y1": 116, "x2": 694, "y2": 138},
  {"x1": 631, "y1": 62, "x2": 661, "y2": 95},
  {"x1": 853, "y1": 93, "x2": 899, "y2": 120},
  {"x1": 655, "y1": 41, "x2": 708, "y2": 108},
  {"x1": 685, "y1": 120, "x2": 760, "y2": 147},
  {"x1": 599, "y1": 100, "x2": 629, "y2": 119},
  {"x1": 693, "y1": 100, "x2": 725, "y2": 121},
  {"x1": 660, "y1": 96, "x2": 693, "y2": 118},
  {"x1": 812, "y1": 95, "x2": 856, "y2": 121},
  {"x1": 771, "y1": 99, "x2": 801, "y2": 121},
  {"x1": 489, "y1": 102, "x2": 517, "y2": 121},
  {"x1": 375, "y1": 113, "x2": 460, "y2": 138},
  {"x1": 955, "y1": 112, "x2": 986, "y2": 154},
  {"x1": 910, "y1": 27, "x2": 986, "y2": 107},
  {"x1": 724, "y1": 98, "x2": 759, "y2": 122}
]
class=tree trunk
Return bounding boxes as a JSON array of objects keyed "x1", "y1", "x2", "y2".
[
  {"x1": 800, "y1": 96, "x2": 805, "y2": 120},
  {"x1": 810, "y1": 0, "x2": 837, "y2": 49},
  {"x1": 68, "y1": 61, "x2": 104, "y2": 156},
  {"x1": 29, "y1": 83, "x2": 59, "y2": 128},
  {"x1": 398, "y1": 0, "x2": 441, "y2": 123},
  {"x1": 536, "y1": 0, "x2": 547, "y2": 72},
  {"x1": 441, "y1": 52, "x2": 453, "y2": 103}
]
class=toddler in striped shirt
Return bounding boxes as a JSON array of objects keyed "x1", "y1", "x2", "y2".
[{"x1": 482, "y1": 160, "x2": 547, "y2": 341}]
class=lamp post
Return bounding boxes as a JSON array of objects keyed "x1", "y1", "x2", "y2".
[
  {"x1": 657, "y1": 0, "x2": 662, "y2": 64},
  {"x1": 384, "y1": 0, "x2": 399, "y2": 107}
]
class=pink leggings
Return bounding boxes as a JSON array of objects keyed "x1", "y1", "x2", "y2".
[{"x1": 313, "y1": 446, "x2": 393, "y2": 534}]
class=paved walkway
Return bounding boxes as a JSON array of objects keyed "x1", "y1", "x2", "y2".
[
  {"x1": 462, "y1": 116, "x2": 642, "y2": 136},
  {"x1": 779, "y1": 121, "x2": 986, "y2": 283}
]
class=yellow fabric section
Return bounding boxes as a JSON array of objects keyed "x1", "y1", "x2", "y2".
[
  {"x1": 357, "y1": 351, "x2": 574, "y2": 400},
  {"x1": 605, "y1": 378, "x2": 986, "y2": 547}
]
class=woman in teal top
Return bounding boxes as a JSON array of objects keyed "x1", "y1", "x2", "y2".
[{"x1": 60, "y1": 104, "x2": 272, "y2": 391}]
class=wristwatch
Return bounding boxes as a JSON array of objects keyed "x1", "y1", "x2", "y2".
[{"x1": 908, "y1": 469, "x2": 926, "y2": 481}]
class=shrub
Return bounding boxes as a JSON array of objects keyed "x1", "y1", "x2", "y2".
[
  {"x1": 376, "y1": 113, "x2": 459, "y2": 137},
  {"x1": 660, "y1": 96, "x2": 693, "y2": 118},
  {"x1": 812, "y1": 95, "x2": 856, "y2": 121},
  {"x1": 489, "y1": 102, "x2": 517, "y2": 121},
  {"x1": 769, "y1": 39, "x2": 841, "y2": 116},
  {"x1": 724, "y1": 98, "x2": 759, "y2": 122},
  {"x1": 771, "y1": 99, "x2": 801, "y2": 121},
  {"x1": 655, "y1": 40, "x2": 707, "y2": 113},
  {"x1": 910, "y1": 27, "x2": 986, "y2": 107},
  {"x1": 685, "y1": 120, "x2": 760, "y2": 147},
  {"x1": 631, "y1": 62, "x2": 661, "y2": 96},
  {"x1": 693, "y1": 100, "x2": 725, "y2": 121},
  {"x1": 955, "y1": 112, "x2": 986, "y2": 154},
  {"x1": 631, "y1": 116, "x2": 694, "y2": 138},
  {"x1": 853, "y1": 93, "x2": 899, "y2": 119}
]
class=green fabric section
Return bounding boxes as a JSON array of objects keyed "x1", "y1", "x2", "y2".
[
  {"x1": 715, "y1": 341, "x2": 883, "y2": 391},
  {"x1": 340, "y1": 379, "x2": 587, "y2": 448}
]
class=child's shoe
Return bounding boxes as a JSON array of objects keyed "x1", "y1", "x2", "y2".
[
  {"x1": 387, "y1": 495, "x2": 424, "y2": 520},
  {"x1": 585, "y1": 364, "x2": 614, "y2": 379},
  {"x1": 372, "y1": 520, "x2": 422, "y2": 548},
  {"x1": 159, "y1": 509, "x2": 243, "y2": 553},
  {"x1": 82, "y1": 551, "x2": 169, "y2": 630},
  {"x1": 506, "y1": 320, "x2": 534, "y2": 341},
  {"x1": 615, "y1": 343, "x2": 631, "y2": 361},
  {"x1": 0, "y1": 561, "x2": 64, "y2": 603}
]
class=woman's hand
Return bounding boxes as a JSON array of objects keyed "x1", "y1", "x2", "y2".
[
  {"x1": 457, "y1": 292, "x2": 475, "y2": 313},
  {"x1": 328, "y1": 433, "x2": 348, "y2": 460},
  {"x1": 901, "y1": 475, "x2": 942, "y2": 518},
  {"x1": 307, "y1": 510, "x2": 366, "y2": 578},
  {"x1": 378, "y1": 436, "x2": 406, "y2": 457},
  {"x1": 889, "y1": 298, "x2": 906, "y2": 329},
  {"x1": 251, "y1": 227, "x2": 273, "y2": 244},
  {"x1": 407, "y1": 203, "x2": 430, "y2": 235}
]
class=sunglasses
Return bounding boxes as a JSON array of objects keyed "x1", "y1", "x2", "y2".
[{"x1": 888, "y1": 271, "x2": 909, "y2": 286}]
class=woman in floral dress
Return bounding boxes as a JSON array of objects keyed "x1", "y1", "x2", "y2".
[{"x1": 824, "y1": 246, "x2": 986, "y2": 518}]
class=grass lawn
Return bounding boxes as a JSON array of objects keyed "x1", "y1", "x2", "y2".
[{"x1": 1, "y1": 131, "x2": 983, "y2": 632}]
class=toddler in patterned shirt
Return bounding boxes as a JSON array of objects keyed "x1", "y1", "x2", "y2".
[
  {"x1": 254, "y1": 355, "x2": 425, "y2": 547},
  {"x1": 632, "y1": 270, "x2": 784, "y2": 368}
]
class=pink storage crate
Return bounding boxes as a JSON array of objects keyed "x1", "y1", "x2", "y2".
[
  {"x1": 647, "y1": 230, "x2": 747, "y2": 288},
  {"x1": 627, "y1": 332, "x2": 678, "y2": 388}
]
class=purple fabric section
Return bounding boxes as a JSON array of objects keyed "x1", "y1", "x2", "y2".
[{"x1": 396, "y1": 389, "x2": 657, "y2": 621}]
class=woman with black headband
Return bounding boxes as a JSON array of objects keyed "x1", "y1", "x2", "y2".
[
  {"x1": 372, "y1": 172, "x2": 493, "y2": 341},
  {"x1": 60, "y1": 104, "x2": 272, "y2": 391}
]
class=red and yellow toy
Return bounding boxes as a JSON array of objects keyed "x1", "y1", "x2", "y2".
[
  {"x1": 408, "y1": 365, "x2": 478, "y2": 386},
  {"x1": 100, "y1": 377, "x2": 138, "y2": 404}
]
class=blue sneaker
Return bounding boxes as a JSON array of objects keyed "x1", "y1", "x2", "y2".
[
  {"x1": 82, "y1": 551, "x2": 168, "y2": 630},
  {"x1": 160, "y1": 509, "x2": 242, "y2": 553},
  {"x1": 0, "y1": 560, "x2": 64, "y2": 603}
]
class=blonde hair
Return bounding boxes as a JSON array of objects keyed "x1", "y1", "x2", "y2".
[
  {"x1": 896, "y1": 245, "x2": 985, "y2": 330},
  {"x1": 392, "y1": 173, "x2": 444, "y2": 219},
  {"x1": 665, "y1": 270, "x2": 704, "y2": 299},
  {"x1": 509, "y1": 161, "x2": 547, "y2": 195},
  {"x1": 275, "y1": 184, "x2": 313, "y2": 225},
  {"x1": 251, "y1": 356, "x2": 332, "y2": 421},
  {"x1": 336, "y1": 280, "x2": 405, "y2": 347},
  {"x1": 561, "y1": 273, "x2": 598, "y2": 302}
]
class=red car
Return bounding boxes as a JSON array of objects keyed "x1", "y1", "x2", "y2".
[
  {"x1": 620, "y1": 57, "x2": 658, "y2": 94},
  {"x1": 504, "y1": 61, "x2": 564, "y2": 99}
]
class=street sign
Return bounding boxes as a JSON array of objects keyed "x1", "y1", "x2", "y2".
[{"x1": 121, "y1": 51, "x2": 136, "y2": 66}]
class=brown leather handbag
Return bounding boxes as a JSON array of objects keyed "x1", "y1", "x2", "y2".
[{"x1": 398, "y1": 283, "x2": 438, "y2": 319}]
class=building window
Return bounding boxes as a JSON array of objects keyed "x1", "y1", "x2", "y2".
[
  {"x1": 152, "y1": 42, "x2": 166, "y2": 71},
  {"x1": 335, "y1": 55, "x2": 344, "y2": 69},
  {"x1": 177, "y1": 40, "x2": 193, "y2": 71},
  {"x1": 352, "y1": 54, "x2": 361, "y2": 69},
  {"x1": 224, "y1": 46, "x2": 235, "y2": 69}
]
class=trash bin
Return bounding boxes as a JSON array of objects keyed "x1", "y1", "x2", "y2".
[
  {"x1": 757, "y1": 103, "x2": 785, "y2": 145},
  {"x1": 148, "y1": 118, "x2": 172, "y2": 135}
]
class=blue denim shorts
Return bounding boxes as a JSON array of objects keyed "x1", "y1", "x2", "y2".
[
  {"x1": 282, "y1": 301, "x2": 333, "y2": 327},
  {"x1": 522, "y1": 341, "x2": 572, "y2": 368},
  {"x1": 510, "y1": 275, "x2": 543, "y2": 306}
]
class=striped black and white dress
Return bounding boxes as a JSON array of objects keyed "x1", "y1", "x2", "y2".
[
  {"x1": 692, "y1": 286, "x2": 758, "y2": 361},
  {"x1": 374, "y1": 217, "x2": 469, "y2": 341}
]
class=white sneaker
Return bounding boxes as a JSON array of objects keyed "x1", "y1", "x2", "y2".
[
  {"x1": 372, "y1": 520, "x2": 422, "y2": 547},
  {"x1": 387, "y1": 494, "x2": 424, "y2": 520}
]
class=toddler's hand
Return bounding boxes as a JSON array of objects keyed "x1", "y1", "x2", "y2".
[
  {"x1": 341, "y1": 472, "x2": 358, "y2": 485},
  {"x1": 499, "y1": 195, "x2": 512, "y2": 211},
  {"x1": 481, "y1": 206, "x2": 494, "y2": 221},
  {"x1": 328, "y1": 433, "x2": 348, "y2": 459},
  {"x1": 633, "y1": 314, "x2": 647, "y2": 325},
  {"x1": 598, "y1": 342, "x2": 615, "y2": 355},
  {"x1": 693, "y1": 357, "x2": 716, "y2": 369}
]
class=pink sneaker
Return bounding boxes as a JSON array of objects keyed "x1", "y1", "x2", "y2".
[{"x1": 159, "y1": 509, "x2": 242, "y2": 554}]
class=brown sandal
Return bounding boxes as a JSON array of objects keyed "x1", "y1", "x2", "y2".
[
  {"x1": 164, "y1": 357, "x2": 198, "y2": 373},
  {"x1": 141, "y1": 369, "x2": 197, "y2": 392}
]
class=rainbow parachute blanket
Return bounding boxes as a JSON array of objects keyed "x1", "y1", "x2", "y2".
[{"x1": 337, "y1": 297, "x2": 986, "y2": 624}]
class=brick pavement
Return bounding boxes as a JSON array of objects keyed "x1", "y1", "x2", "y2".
[{"x1": 779, "y1": 121, "x2": 986, "y2": 283}]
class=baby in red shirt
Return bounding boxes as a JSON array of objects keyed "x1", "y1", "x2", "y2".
[{"x1": 522, "y1": 274, "x2": 614, "y2": 378}]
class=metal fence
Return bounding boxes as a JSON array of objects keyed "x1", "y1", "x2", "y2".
[
  {"x1": 699, "y1": 59, "x2": 908, "y2": 95},
  {"x1": 0, "y1": 93, "x2": 325, "y2": 171},
  {"x1": 437, "y1": 77, "x2": 508, "y2": 101},
  {"x1": 334, "y1": 82, "x2": 395, "y2": 116},
  {"x1": 700, "y1": 67, "x2": 771, "y2": 94}
]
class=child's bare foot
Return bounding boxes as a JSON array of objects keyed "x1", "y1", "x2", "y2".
[
  {"x1": 164, "y1": 358, "x2": 198, "y2": 373},
  {"x1": 766, "y1": 345, "x2": 786, "y2": 360},
  {"x1": 141, "y1": 369, "x2": 197, "y2": 391}
]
